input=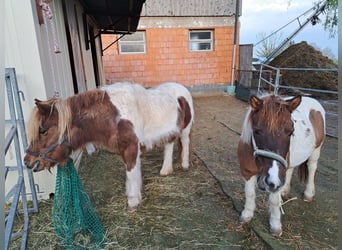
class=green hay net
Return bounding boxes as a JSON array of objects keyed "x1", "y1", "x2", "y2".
[{"x1": 53, "y1": 158, "x2": 105, "y2": 249}]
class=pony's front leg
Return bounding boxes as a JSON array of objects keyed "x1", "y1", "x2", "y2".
[
  {"x1": 160, "y1": 142, "x2": 174, "y2": 176},
  {"x1": 269, "y1": 191, "x2": 282, "y2": 236},
  {"x1": 240, "y1": 175, "x2": 257, "y2": 223},
  {"x1": 125, "y1": 154, "x2": 142, "y2": 212},
  {"x1": 117, "y1": 119, "x2": 142, "y2": 211}
]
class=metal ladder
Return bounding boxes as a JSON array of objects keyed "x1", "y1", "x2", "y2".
[{"x1": 5, "y1": 68, "x2": 39, "y2": 249}]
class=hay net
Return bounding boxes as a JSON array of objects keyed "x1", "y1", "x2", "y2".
[{"x1": 53, "y1": 158, "x2": 105, "y2": 249}]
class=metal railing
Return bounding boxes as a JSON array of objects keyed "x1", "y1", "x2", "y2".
[
  {"x1": 257, "y1": 64, "x2": 338, "y2": 96},
  {"x1": 256, "y1": 64, "x2": 338, "y2": 138},
  {"x1": 5, "y1": 68, "x2": 39, "y2": 249}
]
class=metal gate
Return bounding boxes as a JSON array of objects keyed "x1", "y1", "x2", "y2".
[{"x1": 5, "y1": 68, "x2": 39, "y2": 249}]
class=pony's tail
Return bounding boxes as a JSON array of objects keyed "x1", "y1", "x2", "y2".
[{"x1": 298, "y1": 160, "x2": 308, "y2": 183}]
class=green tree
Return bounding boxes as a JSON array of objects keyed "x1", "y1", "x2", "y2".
[{"x1": 321, "y1": 0, "x2": 338, "y2": 37}]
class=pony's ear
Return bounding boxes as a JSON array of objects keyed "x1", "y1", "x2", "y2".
[
  {"x1": 250, "y1": 95, "x2": 263, "y2": 111},
  {"x1": 35, "y1": 99, "x2": 53, "y2": 115},
  {"x1": 286, "y1": 95, "x2": 302, "y2": 112}
]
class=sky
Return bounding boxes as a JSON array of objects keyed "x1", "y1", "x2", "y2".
[{"x1": 239, "y1": 0, "x2": 338, "y2": 60}]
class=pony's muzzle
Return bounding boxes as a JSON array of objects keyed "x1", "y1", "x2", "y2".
[
  {"x1": 257, "y1": 175, "x2": 284, "y2": 193},
  {"x1": 24, "y1": 158, "x2": 45, "y2": 172},
  {"x1": 266, "y1": 175, "x2": 285, "y2": 192},
  {"x1": 257, "y1": 175, "x2": 267, "y2": 191},
  {"x1": 23, "y1": 157, "x2": 33, "y2": 169}
]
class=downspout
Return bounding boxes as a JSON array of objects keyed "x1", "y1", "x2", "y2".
[{"x1": 230, "y1": 0, "x2": 240, "y2": 85}]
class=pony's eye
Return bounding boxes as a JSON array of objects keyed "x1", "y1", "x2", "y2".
[
  {"x1": 285, "y1": 129, "x2": 294, "y2": 136},
  {"x1": 39, "y1": 128, "x2": 48, "y2": 136},
  {"x1": 254, "y1": 129, "x2": 262, "y2": 136}
]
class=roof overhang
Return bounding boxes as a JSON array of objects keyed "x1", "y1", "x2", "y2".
[{"x1": 80, "y1": 0, "x2": 146, "y2": 34}]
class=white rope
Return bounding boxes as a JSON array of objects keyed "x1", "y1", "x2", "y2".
[
  {"x1": 40, "y1": 1, "x2": 60, "y2": 97},
  {"x1": 280, "y1": 196, "x2": 297, "y2": 215}
]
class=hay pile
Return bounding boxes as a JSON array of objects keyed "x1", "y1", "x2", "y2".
[
  {"x1": 8, "y1": 95, "x2": 337, "y2": 249},
  {"x1": 10, "y1": 149, "x2": 266, "y2": 249},
  {"x1": 269, "y1": 41, "x2": 338, "y2": 97}
]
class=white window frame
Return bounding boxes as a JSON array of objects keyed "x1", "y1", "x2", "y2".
[
  {"x1": 189, "y1": 30, "x2": 214, "y2": 52},
  {"x1": 118, "y1": 31, "x2": 146, "y2": 54}
]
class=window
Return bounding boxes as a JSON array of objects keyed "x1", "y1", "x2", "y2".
[
  {"x1": 189, "y1": 30, "x2": 213, "y2": 52},
  {"x1": 118, "y1": 31, "x2": 146, "y2": 54}
]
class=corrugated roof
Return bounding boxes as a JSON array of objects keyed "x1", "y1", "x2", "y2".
[{"x1": 80, "y1": 0, "x2": 145, "y2": 34}]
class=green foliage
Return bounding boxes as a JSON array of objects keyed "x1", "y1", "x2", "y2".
[{"x1": 318, "y1": 0, "x2": 338, "y2": 37}]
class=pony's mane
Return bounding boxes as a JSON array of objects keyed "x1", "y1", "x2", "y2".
[
  {"x1": 240, "y1": 94, "x2": 290, "y2": 144},
  {"x1": 240, "y1": 108, "x2": 253, "y2": 144},
  {"x1": 27, "y1": 89, "x2": 107, "y2": 145},
  {"x1": 258, "y1": 95, "x2": 290, "y2": 134},
  {"x1": 27, "y1": 107, "x2": 42, "y2": 144},
  {"x1": 27, "y1": 98, "x2": 71, "y2": 145},
  {"x1": 70, "y1": 89, "x2": 107, "y2": 112}
]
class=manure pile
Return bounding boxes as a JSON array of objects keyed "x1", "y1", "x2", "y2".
[{"x1": 269, "y1": 41, "x2": 337, "y2": 98}]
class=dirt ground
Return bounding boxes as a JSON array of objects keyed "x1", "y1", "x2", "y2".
[
  {"x1": 11, "y1": 94, "x2": 337, "y2": 249},
  {"x1": 191, "y1": 94, "x2": 337, "y2": 249}
]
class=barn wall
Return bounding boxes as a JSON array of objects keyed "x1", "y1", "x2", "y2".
[
  {"x1": 5, "y1": 0, "x2": 55, "y2": 201},
  {"x1": 102, "y1": 16, "x2": 239, "y2": 87},
  {"x1": 141, "y1": 0, "x2": 241, "y2": 16},
  {"x1": 5, "y1": 0, "x2": 101, "y2": 200},
  {"x1": 5, "y1": 0, "x2": 48, "y2": 114},
  {"x1": 37, "y1": 0, "x2": 75, "y2": 98}
]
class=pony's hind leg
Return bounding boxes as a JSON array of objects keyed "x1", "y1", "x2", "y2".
[
  {"x1": 240, "y1": 175, "x2": 257, "y2": 223},
  {"x1": 303, "y1": 146, "x2": 321, "y2": 202},
  {"x1": 160, "y1": 142, "x2": 174, "y2": 176},
  {"x1": 179, "y1": 128, "x2": 191, "y2": 171},
  {"x1": 281, "y1": 167, "x2": 294, "y2": 200}
]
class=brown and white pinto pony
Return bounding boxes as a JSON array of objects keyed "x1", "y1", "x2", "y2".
[
  {"x1": 237, "y1": 94, "x2": 325, "y2": 236},
  {"x1": 24, "y1": 82, "x2": 194, "y2": 211}
]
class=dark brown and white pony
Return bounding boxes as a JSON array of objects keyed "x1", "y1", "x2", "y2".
[
  {"x1": 24, "y1": 82, "x2": 194, "y2": 211},
  {"x1": 237, "y1": 94, "x2": 325, "y2": 236}
]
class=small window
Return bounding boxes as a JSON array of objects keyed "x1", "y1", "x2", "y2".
[
  {"x1": 189, "y1": 30, "x2": 213, "y2": 52},
  {"x1": 118, "y1": 31, "x2": 146, "y2": 54}
]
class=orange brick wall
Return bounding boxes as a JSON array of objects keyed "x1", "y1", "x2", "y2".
[{"x1": 102, "y1": 26, "x2": 239, "y2": 87}]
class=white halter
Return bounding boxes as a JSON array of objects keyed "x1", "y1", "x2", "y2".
[{"x1": 251, "y1": 133, "x2": 288, "y2": 169}]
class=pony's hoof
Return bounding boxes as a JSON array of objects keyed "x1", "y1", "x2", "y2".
[
  {"x1": 303, "y1": 195, "x2": 313, "y2": 202},
  {"x1": 127, "y1": 205, "x2": 138, "y2": 213},
  {"x1": 239, "y1": 215, "x2": 252, "y2": 224},
  {"x1": 270, "y1": 227, "x2": 282, "y2": 237},
  {"x1": 160, "y1": 169, "x2": 173, "y2": 176},
  {"x1": 182, "y1": 166, "x2": 189, "y2": 172}
]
